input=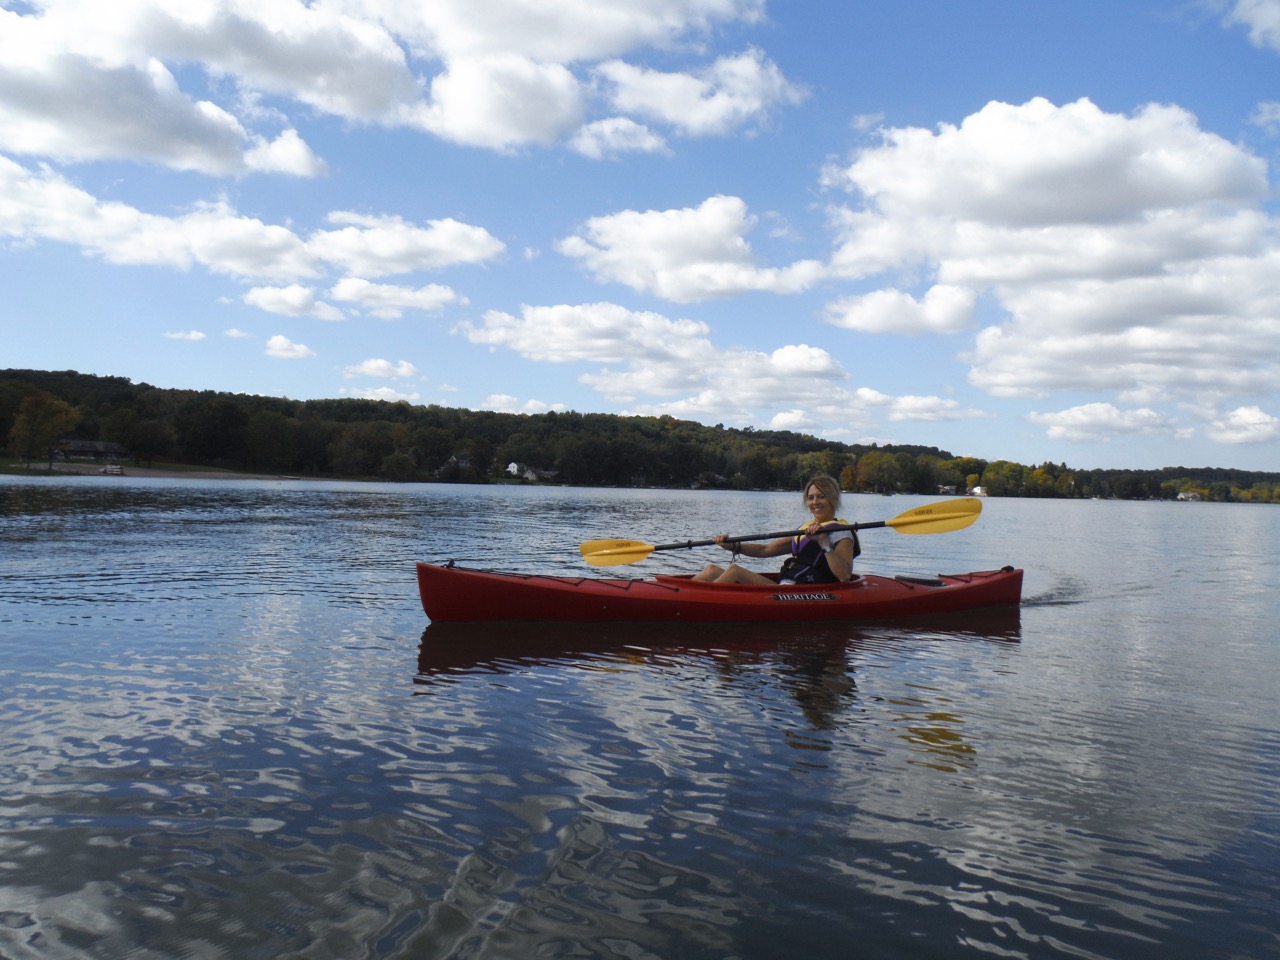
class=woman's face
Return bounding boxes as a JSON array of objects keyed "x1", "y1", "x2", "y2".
[{"x1": 806, "y1": 484, "x2": 836, "y2": 520}]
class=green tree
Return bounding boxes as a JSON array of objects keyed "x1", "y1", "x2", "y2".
[
  {"x1": 413, "y1": 426, "x2": 457, "y2": 474},
  {"x1": 176, "y1": 397, "x2": 249, "y2": 465},
  {"x1": 1111, "y1": 472, "x2": 1150, "y2": 500},
  {"x1": 8, "y1": 394, "x2": 81, "y2": 468},
  {"x1": 945, "y1": 457, "x2": 987, "y2": 485},
  {"x1": 380, "y1": 449, "x2": 417, "y2": 480},
  {"x1": 1245, "y1": 482, "x2": 1275, "y2": 503},
  {"x1": 295, "y1": 418, "x2": 339, "y2": 474},
  {"x1": 980, "y1": 460, "x2": 1025, "y2": 497},
  {"x1": 245, "y1": 411, "x2": 299, "y2": 472},
  {"x1": 328, "y1": 421, "x2": 395, "y2": 476},
  {"x1": 102, "y1": 407, "x2": 138, "y2": 447},
  {"x1": 1023, "y1": 465, "x2": 1057, "y2": 497},
  {"x1": 902, "y1": 454, "x2": 959, "y2": 494},
  {"x1": 931, "y1": 457, "x2": 965, "y2": 494},
  {"x1": 128, "y1": 419, "x2": 175, "y2": 466}
]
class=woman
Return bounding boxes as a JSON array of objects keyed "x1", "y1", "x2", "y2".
[{"x1": 692, "y1": 475, "x2": 859, "y2": 584}]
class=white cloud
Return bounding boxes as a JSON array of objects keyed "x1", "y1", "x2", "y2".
[
  {"x1": 264, "y1": 334, "x2": 315, "y2": 360},
  {"x1": 1225, "y1": 0, "x2": 1280, "y2": 50},
  {"x1": 0, "y1": 0, "x2": 418, "y2": 149},
  {"x1": 558, "y1": 194, "x2": 825, "y2": 301},
  {"x1": 821, "y1": 96, "x2": 1280, "y2": 421},
  {"x1": 1250, "y1": 100, "x2": 1280, "y2": 135},
  {"x1": 887, "y1": 395, "x2": 991, "y2": 423},
  {"x1": 569, "y1": 117, "x2": 669, "y2": 158},
  {"x1": 768, "y1": 409, "x2": 813, "y2": 432},
  {"x1": 0, "y1": 158, "x2": 319, "y2": 280},
  {"x1": 167, "y1": 2, "x2": 420, "y2": 118},
  {"x1": 0, "y1": 53, "x2": 251, "y2": 174},
  {"x1": 162, "y1": 329, "x2": 205, "y2": 341},
  {"x1": 458, "y1": 300, "x2": 967, "y2": 434},
  {"x1": 244, "y1": 284, "x2": 344, "y2": 321},
  {"x1": 342, "y1": 386, "x2": 422, "y2": 402},
  {"x1": 826, "y1": 285, "x2": 976, "y2": 335},
  {"x1": 377, "y1": 0, "x2": 776, "y2": 150},
  {"x1": 0, "y1": 157, "x2": 504, "y2": 292},
  {"x1": 410, "y1": 54, "x2": 584, "y2": 150},
  {"x1": 964, "y1": 259, "x2": 1280, "y2": 399},
  {"x1": 309, "y1": 213, "x2": 505, "y2": 278},
  {"x1": 329, "y1": 277, "x2": 464, "y2": 318},
  {"x1": 826, "y1": 98, "x2": 1263, "y2": 233},
  {"x1": 342, "y1": 359, "x2": 420, "y2": 380},
  {"x1": 1209, "y1": 405, "x2": 1280, "y2": 444},
  {"x1": 461, "y1": 302, "x2": 712, "y2": 364},
  {"x1": 0, "y1": 0, "x2": 792, "y2": 176},
  {"x1": 224, "y1": 328, "x2": 251, "y2": 338},
  {"x1": 0, "y1": 3, "x2": 354, "y2": 176},
  {"x1": 1027, "y1": 403, "x2": 1175, "y2": 442},
  {"x1": 244, "y1": 129, "x2": 328, "y2": 177},
  {"x1": 379, "y1": 0, "x2": 766, "y2": 64},
  {"x1": 596, "y1": 47, "x2": 806, "y2": 137},
  {"x1": 481, "y1": 394, "x2": 567, "y2": 415}
]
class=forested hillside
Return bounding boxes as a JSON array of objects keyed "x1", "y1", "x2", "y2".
[{"x1": 3, "y1": 369, "x2": 1276, "y2": 502}]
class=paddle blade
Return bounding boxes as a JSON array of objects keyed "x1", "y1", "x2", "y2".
[
  {"x1": 885, "y1": 497, "x2": 982, "y2": 534},
  {"x1": 580, "y1": 539, "x2": 658, "y2": 567}
]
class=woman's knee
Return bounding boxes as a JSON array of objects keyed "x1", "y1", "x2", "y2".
[{"x1": 694, "y1": 563, "x2": 726, "y2": 581}]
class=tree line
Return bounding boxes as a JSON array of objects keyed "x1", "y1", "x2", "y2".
[{"x1": 3, "y1": 368, "x2": 1277, "y2": 503}]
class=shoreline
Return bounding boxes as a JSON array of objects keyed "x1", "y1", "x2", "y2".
[{"x1": 10, "y1": 462, "x2": 288, "y2": 481}]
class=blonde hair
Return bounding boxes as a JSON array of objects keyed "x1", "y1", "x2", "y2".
[{"x1": 803, "y1": 474, "x2": 842, "y2": 512}]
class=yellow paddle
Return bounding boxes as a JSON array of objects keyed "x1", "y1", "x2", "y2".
[{"x1": 580, "y1": 497, "x2": 982, "y2": 567}]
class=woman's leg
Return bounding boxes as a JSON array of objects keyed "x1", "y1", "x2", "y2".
[
  {"x1": 712, "y1": 564, "x2": 776, "y2": 585},
  {"x1": 693, "y1": 563, "x2": 727, "y2": 581}
]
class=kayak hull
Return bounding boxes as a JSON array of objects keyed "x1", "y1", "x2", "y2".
[{"x1": 416, "y1": 562, "x2": 1023, "y2": 623}]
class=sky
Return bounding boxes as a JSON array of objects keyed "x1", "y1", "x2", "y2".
[{"x1": 2, "y1": 0, "x2": 1280, "y2": 472}]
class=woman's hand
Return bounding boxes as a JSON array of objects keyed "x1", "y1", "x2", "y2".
[{"x1": 801, "y1": 520, "x2": 830, "y2": 551}]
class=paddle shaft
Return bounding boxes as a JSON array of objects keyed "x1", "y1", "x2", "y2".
[
  {"x1": 649, "y1": 521, "x2": 880, "y2": 554},
  {"x1": 580, "y1": 498, "x2": 981, "y2": 566}
]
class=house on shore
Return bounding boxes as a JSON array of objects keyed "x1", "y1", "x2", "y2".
[
  {"x1": 57, "y1": 440, "x2": 129, "y2": 462},
  {"x1": 506, "y1": 462, "x2": 559, "y2": 482}
]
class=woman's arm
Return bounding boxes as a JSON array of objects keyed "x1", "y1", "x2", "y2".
[
  {"x1": 718, "y1": 535, "x2": 791, "y2": 558},
  {"x1": 820, "y1": 537, "x2": 855, "y2": 582}
]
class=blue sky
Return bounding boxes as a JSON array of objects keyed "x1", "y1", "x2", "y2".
[{"x1": 2, "y1": 0, "x2": 1279, "y2": 471}]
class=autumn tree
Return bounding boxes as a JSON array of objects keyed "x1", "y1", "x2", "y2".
[
  {"x1": 8, "y1": 394, "x2": 81, "y2": 469},
  {"x1": 855, "y1": 450, "x2": 901, "y2": 493}
]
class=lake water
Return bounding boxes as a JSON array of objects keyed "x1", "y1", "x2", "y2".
[{"x1": 1, "y1": 476, "x2": 1277, "y2": 960}]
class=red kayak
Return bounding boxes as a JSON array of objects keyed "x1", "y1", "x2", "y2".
[{"x1": 416, "y1": 561, "x2": 1023, "y2": 623}]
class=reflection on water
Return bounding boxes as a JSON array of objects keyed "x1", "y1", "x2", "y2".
[
  {"x1": 2, "y1": 477, "x2": 1279, "y2": 960},
  {"x1": 414, "y1": 612, "x2": 1023, "y2": 679}
]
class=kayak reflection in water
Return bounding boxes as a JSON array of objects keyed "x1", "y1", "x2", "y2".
[{"x1": 692, "y1": 475, "x2": 860, "y2": 585}]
